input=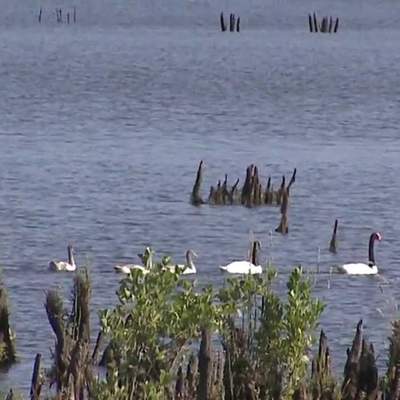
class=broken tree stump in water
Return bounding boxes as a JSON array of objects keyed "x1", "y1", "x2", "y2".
[
  {"x1": 30, "y1": 353, "x2": 43, "y2": 400},
  {"x1": 329, "y1": 219, "x2": 338, "y2": 254},
  {"x1": 229, "y1": 14, "x2": 236, "y2": 32},
  {"x1": 190, "y1": 160, "x2": 205, "y2": 206},
  {"x1": 220, "y1": 12, "x2": 227, "y2": 32}
]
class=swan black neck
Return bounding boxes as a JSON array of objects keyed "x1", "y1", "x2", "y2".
[
  {"x1": 251, "y1": 241, "x2": 259, "y2": 264},
  {"x1": 68, "y1": 246, "x2": 74, "y2": 265},
  {"x1": 368, "y1": 233, "x2": 377, "y2": 266}
]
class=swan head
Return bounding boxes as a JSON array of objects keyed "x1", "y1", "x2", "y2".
[{"x1": 187, "y1": 249, "x2": 198, "y2": 258}]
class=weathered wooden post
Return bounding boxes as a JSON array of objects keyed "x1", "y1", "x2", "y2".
[
  {"x1": 319, "y1": 17, "x2": 324, "y2": 32},
  {"x1": 30, "y1": 354, "x2": 42, "y2": 400},
  {"x1": 73, "y1": 7, "x2": 77, "y2": 23},
  {"x1": 275, "y1": 189, "x2": 289, "y2": 234},
  {"x1": 329, "y1": 16, "x2": 333, "y2": 33},
  {"x1": 308, "y1": 14, "x2": 313, "y2": 32},
  {"x1": 334, "y1": 17, "x2": 339, "y2": 32},
  {"x1": 313, "y1": 12, "x2": 318, "y2": 32},
  {"x1": 38, "y1": 8, "x2": 42, "y2": 23},
  {"x1": 191, "y1": 160, "x2": 205, "y2": 206},
  {"x1": 220, "y1": 12, "x2": 226, "y2": 31},
  {"x1": 229, "y1": 14, "x2": 236, "y2": 32},
  {"x1": 67, "y1": 12, "x2": 70, "y2": 24},
  {"x1": 329, "y1": 219, "x2": 338, "y2": 253},
  {"x1": 197, "y1": 328, "x2": 212, "y2": 400},
  {"x1": 236, "y1": 17, "x2": 240, "y2": 32},
  {"x1": 287, "y1": 168, "x2": 296, "y2": 195}
]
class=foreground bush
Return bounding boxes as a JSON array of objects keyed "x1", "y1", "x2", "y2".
[
  {"x1": 93, "y1": 249, "x2": 323, "y2": 399},
  {"x1": 5, "y1": 246, "x2": 400, "y2": 400}
]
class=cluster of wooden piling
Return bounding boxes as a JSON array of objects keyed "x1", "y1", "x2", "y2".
[
  {"x1": 191, "y1": 161, "x2": 296, "y2": 209},
  {"x1": 220, "y1": 12, "x2": 240, "y2": 32},
  {"x1": 38, "y1": 7, "x2": 77, "y2": 24},
  {"x1": 308, "y1": 13, "x2": 339, "y2": 33}
]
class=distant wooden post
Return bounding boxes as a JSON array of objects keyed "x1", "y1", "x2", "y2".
[
  {"x1": 56, "y1": 9, "x2": 62, "y2": 23},
  {"x1": 220, "y1": 12, "x2": 226, "y2": 31},
  {"x1": 313, "y1": 12, "x2": 318, "y2": 32},
  {"x1": 236, "y1": 17, "x2": 240, "y2": 32},
  {"x1": 229, "y1": 14, "x2": 235, "y2": 32},
  {"x1": 73, "y1": 7, "x2": 77, "y2": 23},
  {"x1": 67, "y1": 13, "x2": 70, "y2": 24},
  {"x1": 323, "y1": 17, "x2": 328, "y2": 32},
  {"x1": 329, "y1": 16, "x2": 333, "y2": 32},
  {"x1": 334, "y1": 17, "x2": 339, "y2": 32},
  {"x1": 38, "y1": 8, "x2": 42, "y2": 24},
  {"x1": 329, "y1": 219, "x2": 338, "y2": 254},
  {"x1": 308, "y1": 14, "x2": 313, "y2": 32},
  {"x1": 190, "y1": 160, "x2": 205, "y2": 206}
]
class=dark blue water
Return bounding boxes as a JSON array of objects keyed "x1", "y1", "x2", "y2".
[{"x1": 1, "y1": 0, "x2": 400, "y2": 393}]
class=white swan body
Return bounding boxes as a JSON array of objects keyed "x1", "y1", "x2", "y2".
[
  {"x1": 163, "y1": 263, "x2": 196, "y2": 275},
  {"x1": 338, "y1": 263, "x2": 378, "y2": 275},
  {"x1": 114, "y1": 264, "x2": 149, "y2": 275},
  {"x1": 163, "y1": 250, "x2": 197, "y2": 275},
  {"x1": 49, "y1": 245, "x2": 76, "y2": 272},
  {"x1": 219, "y1": 261, "x2": 262, "y2": 274},
  {"x1": 114, "y1": 247, "x2": 153, "y2": 275},
  {"x1": 220, "y1": 240, "x2": 262, "y2": 275},
  {"x1": 338, "y1": 232, "x2": 382, "y2": 275}
]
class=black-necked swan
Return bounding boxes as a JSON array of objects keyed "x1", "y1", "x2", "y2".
[
  {"x1": 219, "y1": 240, "x2": 262, "y2": 274},
  {"x1": 49, "y1": 244, "x2": 77, "y2": 272},
  {"x1": 114, "y1": 247, "x2": 152, "y2": 275},
  {"x1": 338, "y1": 232, "x2": 382, "y2": 275},
  {"x1": 162, "y1": 249, "x2": 197, "y2": 275}
]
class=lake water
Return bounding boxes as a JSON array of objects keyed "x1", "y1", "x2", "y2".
[{"x1": 1, "y1": 0, "x2": 400, "y2": 394}]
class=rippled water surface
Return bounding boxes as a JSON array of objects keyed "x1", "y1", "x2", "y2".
[{"x1": 1, "y1": 0, "x2": 400, "y2": 393}]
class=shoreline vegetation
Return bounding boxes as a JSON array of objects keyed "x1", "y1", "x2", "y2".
[{"x1": 1, "y1": 247, "x2": 399, "y2": 399}]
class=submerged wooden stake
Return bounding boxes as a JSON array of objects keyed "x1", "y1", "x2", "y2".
[
  {"x1": 334, "y1": 17, "x2": 339, "y2": 33},
  {"x1": 313, "y1": 12, "x2": 318, "y2": 32},
  {"x1": 220, "y1": 12, "x2": 226, "y2": 32},
  {"x1": 30, "y1": 354, "x2": 42, "y2": 400},
  {"x1": 329, "y1": 219, "x2": 338, "y2": 254},
  {"x1": 229, "y1": 14, "x2": 236, "y2": 32},
  {"x1": 190, "y1": 160, "x2": 204, "y2": 206},
  {"x1": 308, "y1": 14, "x2": 313, "y2": 32}
]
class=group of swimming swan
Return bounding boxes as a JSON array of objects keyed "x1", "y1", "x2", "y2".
[
  {"x1": 49, "y1": 231, "x2": 383, "y2": 276},
  {"x1": 114, "y1": 248, "x2": 198, "y2": 275}
]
